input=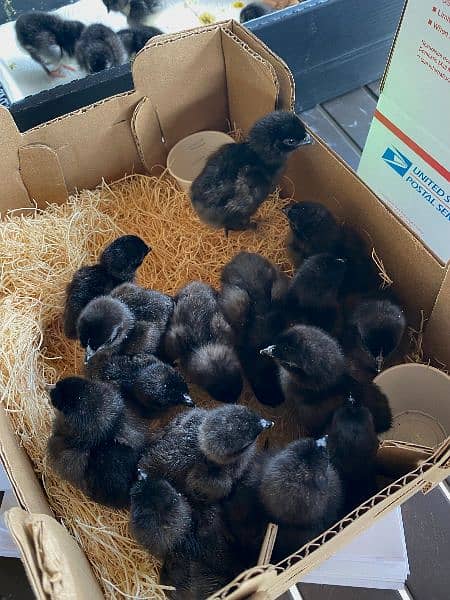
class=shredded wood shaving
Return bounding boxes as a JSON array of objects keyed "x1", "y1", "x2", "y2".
[{"x1": 371, "y1": 248, "x2": 393, "y2": 289}]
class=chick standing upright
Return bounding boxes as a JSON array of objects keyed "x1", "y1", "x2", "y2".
[
  {"x1": 164, "y1": 281, "x2": 242, "y2": 403},
  {"x1": 343, "y1": 299, "x2": 406, "y2": 380},
  {"x1": 283, "y1": 201, "x2": 379, "y2": 296},
  {"x1": 63, "y1": 235, "x2": 149, "y2": 339},
  {"x1": 139, "y1": 404, "x2": 274, "y2": 503},
  {"x1": 261, "y1": 325, "x2": 392, "y2": 435},
  {"x1": 47, "y1": 377, "x2": 148, "y2": 508},
  {"x1": 191, "y1": 111, "x2": 311, "y2": 234},
  {"x1": 15, "y1": 11, "x2": 84, "y2": 77},
  {"x1": 328, "y1": 395, "x2": 379, "y2": 511},
  {"x1": 220, "y1": 252, "x2": 289, "y2": 406},
  {"x1": 285, "y1": 253, "x2": 347, "y2": 333},
  {"x1": 75, "y1": 24, "x2": 127, "y2": 73},
  {"x1": 103, "y1": 0, "x2": 160, "y2": 27},
  {"x1": 259, "y1": 437, "x2": 344, "y2": 560}
]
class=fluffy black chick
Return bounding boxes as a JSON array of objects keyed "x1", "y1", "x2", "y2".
[
  {"x1": 103, "y1": 0, "x2": 160, "y2": 27},
  {"x1": 47, "y1": 376, "x2": 148, "y2": 508},
  {"x1": 285, "y1": 253, "x2": 347, "y2": 333},
  {"x1": 139, "y1": 405, "x2": 274, "y2": 503},
  {"x1": 165, "y1": 282, "x2": 242, "y2": 403},
  {"x1": 130, "y1": 471, "x2": 239, "y2": 598},
  {"x1": 222, "y1": 451, "x2": 271, "y2": 568},
  {"x1": 261, "y1": 325, "x2": 392, "y2": 435},
  {"x1": 190, "y1": 111, "x2": 311, "y2": 234},
  {"x1": 220, "y1": 252, "x2": 289, "y2": 406},
  {"x1": 117, "y1": 26, "x2": 163, "y2": 57},
  {"x1": 283, "y1": 201, "x2": 379, "y2": 296},
  {"x1": 75, "y1": 24, "x2": 127, "y2": 73},
  {"x1": 260, "y1": 437, "x2": 344, "y2": 560},
  {"x1": 328, "y1": 395, "x2": 379, "y2": 512},
  {"x1": 63, "y1": 235, "x2": 149, "y2": 339},
  {"x1": 79, "y1": 296, "x2": 193, "y2": 416},
  {"x1": 343, "y1": 299, "x2": 406, "y2": 380},
  {"x1": 15, "y1": 11, "x2": 84, "y2": 77},
  {"x1": 130, "y1": 473, "x2": 192, "y2": 560},
  {"x1": 240, "y1": 2, "x2": 271, "y2": 22},
  {"x1": 110, "y1": 282, "x2": 174, "y2": 356}
]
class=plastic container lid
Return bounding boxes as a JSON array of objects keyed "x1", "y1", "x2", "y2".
[
  {"x1": 166, "y1": 130, "x2": 235, "y2": 192},
  {"x1": 374, "y1": 363, "x2": 450, "y2": 447}
]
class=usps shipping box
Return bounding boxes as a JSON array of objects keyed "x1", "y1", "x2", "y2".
[{"x1": 358, "y1": 0, "x2": 450, "y2": 263}]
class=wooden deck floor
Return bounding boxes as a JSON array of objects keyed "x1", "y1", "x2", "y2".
[{"x1": 1, "y1": 82, "x2": 450, "y2": 599}]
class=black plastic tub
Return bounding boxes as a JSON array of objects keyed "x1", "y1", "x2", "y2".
[{"x1": 1, "y1": 0, "x2": 404, "y2": 131}]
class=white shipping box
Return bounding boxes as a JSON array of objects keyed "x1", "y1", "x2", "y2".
[{"x1": 358, "y1": 0, "x2": 450, "y2": 263}]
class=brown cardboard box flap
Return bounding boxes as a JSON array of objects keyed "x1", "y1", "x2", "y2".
[
  {"x1": 0, "y1": 406, "x2": 52, "y2": 516},
  {"x1": 19, "y1": 145, "x2": 68, "y2": 208},
  {"x1": 423, "y1": 263, "x2": 450, "y2": 368},
  {"x1": 5, "y1": 507, "x2": 103, "y2": 600}
]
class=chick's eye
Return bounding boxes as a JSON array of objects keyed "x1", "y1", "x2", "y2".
[{"x1": 283, "y1": 138, "x2": 297, "y2": 147}]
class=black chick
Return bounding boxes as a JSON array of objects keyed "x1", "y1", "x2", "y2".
[
  {"x1": 283, "y1": 201, "x2": 379, "y2": 296},
  {"x1": 15, "y1": 11, "x2": 84, "y2": 77},
  {"x1": 259, "y1": 437, "x2": 344, "y2": 560},
  {"x1": 103, "y1": 0, "x2": 160, "y2": 27},
  {"x1": 75, "y1": 24, "x2": 127, "y2": 73},
  {"x1": 240, "y1": 2, "x2": 271, "y2": 22},
  {"x1": 110, "y1": 282, "x2": 174, "y2": 356},
  {"x1": 47, "y1": 376, "x2": 148, "y2": 508},
  {"x1": 343, "y1": 299, "x2": 406, "y2": 381},
  {"x1": 130, "y1": 471, "x2": 239, "y2": 599},
  {"x1": 285, "y1": 253, "x2": 347, "y2": 333},
  {"x1": 139, "y1": 405, "x2": 274, "y2": 503},
  {"x1": 220, "y1": 252, "x2": 289, "y2": 406},
  {"x1": 78, "y1": 296, "x2": 193, "y2": 416},
  {"x1": 164, "y1": 282, "x2": 242, "y2": 403},
  {"x1": 261, "y1": 325, "x2": 392, "y2": 435},
  {"x1": 117, "y1": 26, "x2": 163, "y2": 57},
  {"x1": 222, "y1": 451, "x2": 271, "y2": 568},
  {"x1": 63, "y1": 234, "x2": 150, "y2": 339},
  {"x1": 190, "y1": 111, "x2": 311, "y2": 234},
  {"x1": 130, "y1": 473, "x2": 192, "y2": 560},
  {"x1": 328, "y1": 396, "x2": 379, "y2": 512}
]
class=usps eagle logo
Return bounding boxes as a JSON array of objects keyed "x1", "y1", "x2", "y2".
[{"x1": 382, "y1": 147, "x2": 412, "y2": 177}]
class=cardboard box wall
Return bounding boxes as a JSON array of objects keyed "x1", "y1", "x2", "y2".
[{"x1": 0, "y1": 21, "x2": 449, "y2": 600}]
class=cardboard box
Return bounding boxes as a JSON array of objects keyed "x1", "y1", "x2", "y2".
[
  {"x1": 0, "y1": 20, "x2": 449, "y2": 600},
  {"x1": 358, "y1": 0, "x2": 450, "y2": 263}
]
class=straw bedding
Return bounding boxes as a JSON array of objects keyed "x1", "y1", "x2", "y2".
[{"x1": 0, "y1": 173, "x2": 306, "y2": 599}]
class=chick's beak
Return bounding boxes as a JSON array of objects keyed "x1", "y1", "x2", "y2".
[
  {"x1": 260, "y1": 418, "x2": 275, "y2": 430},
  {"x1": 315, "y1": 435, "x2": 328, "y2": 448},
  {"x1": 375, "y1": 352, "x2": 384, "y2": 373},
  {"x1": 84, "y1": 345, "x2": 96, "y2": 365},
  {"x1": 260, "y1": 345, "x2": 276, "y2": 358},
  {"x1": 297, "y1": 132, "x2": 313, "y2": 147},
  {"x1": 45, "y1": 383, "x2": 56, "y2": 393},
  {"x1": 137, "y1": 468, "x2": 147, "y2": 481},
  {"x1": 281, "y1": 206, "x2": 291, "y2": 216},
  {"x1": 182, "y1": 393, "x2": 195, "y2": 407}
]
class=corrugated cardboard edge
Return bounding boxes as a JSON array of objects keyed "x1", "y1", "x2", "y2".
[
  {"x1": 380, "y1": 0, "x2": 408, "y2": 92},
  {"x1": 5, "y1": 507, "x2": 103, "y2": 600},
  {"x1": 0, "y1": 405, "x2": 52, "y2": 516},
  {"x1": 212, "y1": 440, "x2": 450, "y2": 598}
]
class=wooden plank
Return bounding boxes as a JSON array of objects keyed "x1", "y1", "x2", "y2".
[
  {"x1": 300, "y1": 105, "x2": 361, "y2": 171},
  {"x1": 297, "y1": 582, "x2": 399, "y2": 600},
  {"x1": 321, "y1": 87, "x2": 377, "y2": 150},
  {"x1": 402, "y1": 488, "x2": 450, "y2": 600}
]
